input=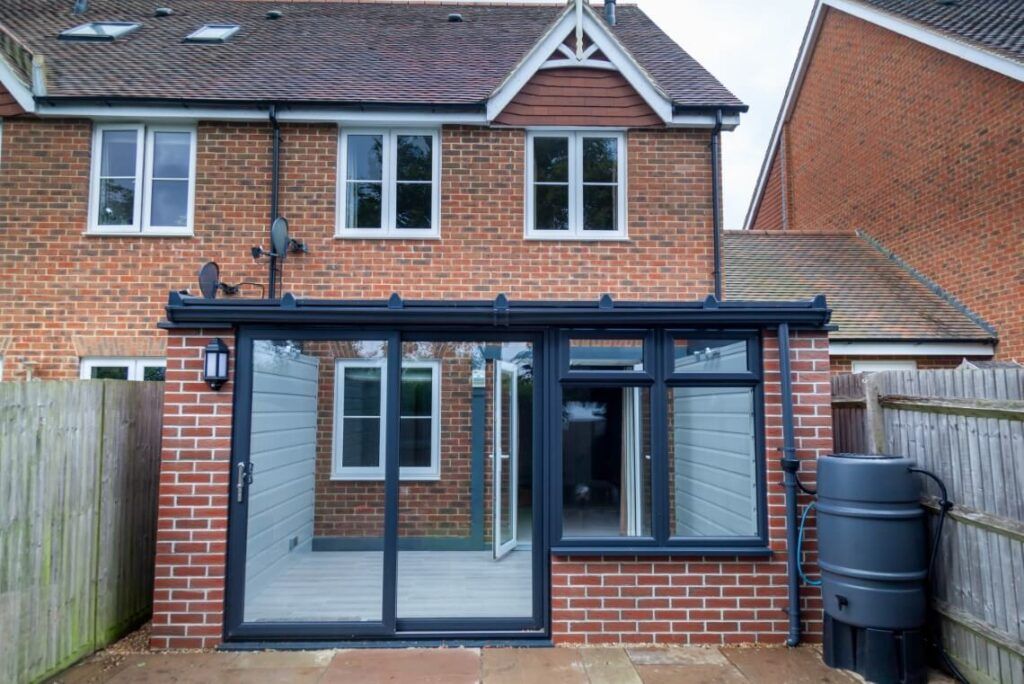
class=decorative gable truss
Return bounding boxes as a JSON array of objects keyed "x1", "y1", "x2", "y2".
[{"x1": 487, "y1": 2, "x2": 676, "y2": 125}]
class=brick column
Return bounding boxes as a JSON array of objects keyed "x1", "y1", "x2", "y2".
[{"x1": 151, "y1": 329, "x2": 235, "y2": 649}]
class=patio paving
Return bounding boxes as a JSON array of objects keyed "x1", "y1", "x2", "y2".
[{"x1": 49, "y1": 643, "x2": 959, "y2": 683}]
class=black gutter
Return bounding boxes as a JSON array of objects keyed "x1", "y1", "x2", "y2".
[
  {"x1": 674, "y1": 104, "x2": 749, "y2": 115},
  {"x1": 268, "y1": 105, "x2": 281, "y2": 299},
  {"x1": 161, "y1": 293, "x2": 831, "y2": 329},
  {"x1": 711, "y1": 109, "x2": 724, "y2": 300},
  {"x1": 777, "y1": 321, "x2": 802, "y2": 647}
]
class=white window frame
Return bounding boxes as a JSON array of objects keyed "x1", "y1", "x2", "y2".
[
  {"x1": 851, "y1": 359, "x2": 919, "y2": 374},
  {"x1": 88, "y1": 123, "x2": 197, "y2": 236},
  {"x1": 80, "y1": 357, "x2": 167, "y2": 381},
  {"x1": 525, "y1": 130, "x2": 627, "y2": 240},
  {"x1": 332, "y1": 359, "x2": 441, "y2": 481},
  {"x1": 336, "y1": 128, "x2": 441, "y2": 239}
]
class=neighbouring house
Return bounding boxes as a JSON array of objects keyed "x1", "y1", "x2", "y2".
[
  {"x1": 0, "y1": 0, "x2": 834, "y2": 651},
  {"x1": 744, "y1": 0, "x2": 1023, "y2": 366},
  {"x1": 724, "y1": 231, "x2": 997, "y2": 374}
]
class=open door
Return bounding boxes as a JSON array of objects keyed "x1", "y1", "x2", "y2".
[{"x1": 493, "y1": 360, "x2": 519, "y2": 560}]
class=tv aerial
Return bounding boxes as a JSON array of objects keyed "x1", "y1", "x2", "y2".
[{"x1": 197, "y1": 261, "x2": 265, "y2": 299}]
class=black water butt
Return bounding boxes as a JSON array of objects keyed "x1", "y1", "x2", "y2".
[{"x1": 817, "y1": 453, "x2": 929, "y2": 684}]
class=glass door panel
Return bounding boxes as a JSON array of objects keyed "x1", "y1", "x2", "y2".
[
  {"x1": 493, "y1": 361, "x2": 518, "y2": 560},
  {"x1": 241, "y1": 339, "x2": 388, "y2": 625},
  {"x1": 396, "y1": 340, "x2": 536, "y2": 620}
]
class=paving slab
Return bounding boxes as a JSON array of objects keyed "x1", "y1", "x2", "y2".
[
  {"x1": 579, "y1": 648, "x2": 642, "y2": 684},
  {"x1": 105, "y1": 653, "x2": 242, "y2": 683},
  {"x1": 482, "y1": 647, "x2": 588, "y2": 684},
  {"x1": 323, "y1": 648, "x2": 480, "y2": 684},
  {"x1": 230, "y1": 650, "x2": 335, "y2": 669},
  {"x1": 721, "y1": 646, "x2": 859, "y2": 683},
  {"x1": 627, "y1": 647, "x2": 731, "y2": 667},
  {"x1": 48, "y1": 656, "x2": 133, "y2": 684},
  {"x1": 633, "y1": 663, "x2": 750, "y2": 684}
]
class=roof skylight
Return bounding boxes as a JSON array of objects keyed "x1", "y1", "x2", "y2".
[
  {"x1": 59, "y1": 21, "x2": 140, "y2": 41},
  {"x1": 185, "y1": 24, "x2": 240, "y2": 43}
]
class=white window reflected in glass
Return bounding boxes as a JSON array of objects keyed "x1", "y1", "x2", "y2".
[
  {"x1": 89, "y1": 124, "x2": 196, "y2": 235},
  {"x1": 527, "y1": 131, "x2": 626, "y2": 239},
  {"x1": 337, "y1": 129, "x2": 440, "y2": 238},
  {"x1": 80, "y1": 357, "x2": 166, "y2": 381}
]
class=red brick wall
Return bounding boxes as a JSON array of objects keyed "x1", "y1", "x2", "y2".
[
  {"x1": 551, "y1": 330, "x2": 831, "y2": 645},
  {"x1": 152, "y1": 330, "x2": 235, "y2": 650},
  {"x1": 750, "y1": 137, "x2": 786, "y2": 231},
  {"x1": 0, "y1": 81, "x2": 25, "y2": 116},
  {"x1": 750, "y1": 8, "x2": 1024, "y2": 360},
  {"x1": 0, "y1": 120, "x2": 715, "y2": 381}
]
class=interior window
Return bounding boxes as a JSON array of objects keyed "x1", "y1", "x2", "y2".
[
  {"x1": 561, "y1": 386, "x2": 652, "y2": 538},
  {"x1": 333, "y1": 359, "x2": 440, "y2": 479},
  {"x1": 339, "y1": 130, "x2": 439, "y2": 237},
  {"x1": 528, "y1": 131, "x2": 625, "y2": 238}
]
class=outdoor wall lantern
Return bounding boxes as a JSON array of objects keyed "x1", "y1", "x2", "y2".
[{"x1": 204, "y1": 338, "x2": 230, "y2": 390}]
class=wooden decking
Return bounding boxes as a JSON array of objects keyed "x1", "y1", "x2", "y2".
[{"x1": 244, "y1": 550, "x2": 533, "y2": 623}]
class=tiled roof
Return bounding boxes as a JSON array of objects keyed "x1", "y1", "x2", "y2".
[
  {"x1": 851, "y1": 0, "x2": 1024, "y2": 63},
  {"x1": 0, "y1": 0, "x2": 744, "y2": 109},
  {"x1": 724, "y1": 232, "x2": 995, "y2": 341}
]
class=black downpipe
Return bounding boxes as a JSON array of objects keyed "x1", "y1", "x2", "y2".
[
  {"x1": 268, "y1": 105, "x2": 281, "y2": 299},
  {"x1": 710, "y1": 109, "x2": 724, "y2": 300},
  {"x1": 778, "y1": 322, "x2": 802, "y2": 646}
]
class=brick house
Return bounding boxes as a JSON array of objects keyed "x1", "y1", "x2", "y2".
[
  {"x1": 743, "y1": 0, "x2": 1023, "y2": 371},
  {"x1": 0, "y1": 1, "x2": 834, "y2": 649}
]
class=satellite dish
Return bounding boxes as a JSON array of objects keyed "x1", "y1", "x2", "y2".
[
  {"x1": 270, "y1": 217, "x2": 289, "y2": 260},
  {"x1": 198, "y1": 262, "x2": 220, "y2": 299}
]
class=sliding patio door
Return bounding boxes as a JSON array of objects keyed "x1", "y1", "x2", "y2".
[
  {"x1": 229, "y1": 336, "x2": 395, "y2": 638},
  {"x1": 227, "y1": 332, "x2": 544, "y2": 640}
]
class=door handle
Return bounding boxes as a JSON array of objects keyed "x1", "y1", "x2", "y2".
[{"x1": 236, "y1": 462, "x2": 246, "y2": 503}]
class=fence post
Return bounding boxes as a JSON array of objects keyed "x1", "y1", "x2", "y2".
[{"x1": 863, "y1": 373, "x2": 886, "y2": 454}]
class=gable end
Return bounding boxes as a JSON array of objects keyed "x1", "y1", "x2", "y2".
[{"x1": 494, "y1": 67, "x2": 661, "y2": 128}]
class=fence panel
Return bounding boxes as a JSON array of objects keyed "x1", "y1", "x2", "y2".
[
  {"x1": 831, "y1": 369, "x2": 1024, "y2": 684},
  {"x1": 0, "y1": 381, "x2": 163, "y2": 684}
]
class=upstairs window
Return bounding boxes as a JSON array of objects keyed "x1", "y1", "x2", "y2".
[
  {"x1": 337, "y1": 129, "x2": 440, "y2": 238},
  {"x1": 89, "y1": 124, "x2": 196, "y2": 235},
  {"x1": 526, "y1": 131, "x2": 626, "y2": 239},
  {"x1": 60, "y1": 22, "x2": 140, "y2": 41}
]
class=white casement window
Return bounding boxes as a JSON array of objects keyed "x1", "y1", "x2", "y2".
[
  {"x1": 80, "y1": 357, "x2": 167, "y2": 381},
  {"x1": 88, "y1": 123, "x2": 197, "y2": 235},
  {"x1": 332, "y1": 359, "x2": 441, "y2": 480},
  {"x1": 336, "y1": 129, "x2": 441, "y2": 238},
  {"x1": 526, "y1": 130, "x2": 627, "y2": 239}
]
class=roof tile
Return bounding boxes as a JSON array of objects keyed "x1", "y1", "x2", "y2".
[{"x1": 724, "y1": 231, "x2": 995, "y2": 341}]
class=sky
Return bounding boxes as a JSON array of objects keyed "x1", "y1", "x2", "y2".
[{"x1": 637, "y1": 0, "x2": 817, "y2": 228}]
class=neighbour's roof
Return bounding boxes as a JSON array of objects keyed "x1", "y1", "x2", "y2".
[
  {"x1": 852, "y1": 0, "x2": 1024, "y2": 64},
  {"x1": 724, "y1": 232, "x2": 995, "y2": 342},
  {"x1": 0, "y1": 0, "x2": 744, "y2": 109}
]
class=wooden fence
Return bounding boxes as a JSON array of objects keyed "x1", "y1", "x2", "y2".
[
  {"x1": 0, "y1": 381, "x2": 164, "y2": 684},
  {"x1": 831, "y1": 368, "x2": 1024, "y2": 684}
]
